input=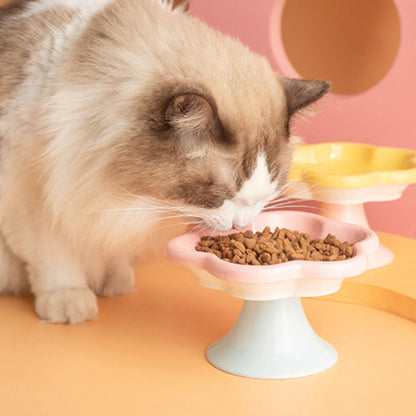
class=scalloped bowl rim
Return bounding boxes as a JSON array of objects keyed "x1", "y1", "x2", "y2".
[
  {"x1": 165, "y1": 210, "x2": 379, "y2": 284},
  {"x1": 289, "y1": 142, "x2": 416, "y2": 189}
]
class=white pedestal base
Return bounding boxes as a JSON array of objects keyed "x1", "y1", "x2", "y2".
[
  {"x1": 367, "y1": 243, "x2": 394, "y2": 269},
  {"x1": 207, "y1": 297, "x2": 337, "y2": 379}
]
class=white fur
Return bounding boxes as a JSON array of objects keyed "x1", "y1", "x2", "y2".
[
  {"x1": 36, "y1": 288, "x2": 98, "y2": 324},
  {"x1": 0, "y1": 0, "x2": 288, "y2": 324},
  {"x1": 205, "y1": 154, "x2": 279, "y2": 230},
  {"x1": 22, "y1": 0, "x2": 115, "y2": 18},
  {"x1": 21, "y1": 0, "x2": 184, "y2": 18},
  {"x1": 0, "y1": 1, "x2": 161, "y2": 323},
  {"x1": 234, "y1": 154, "x2": 277, "y2": 205}
]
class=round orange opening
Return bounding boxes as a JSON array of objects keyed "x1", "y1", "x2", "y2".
[{"x1": 280, "y1": 0, "x2": 401, "y2": 95}]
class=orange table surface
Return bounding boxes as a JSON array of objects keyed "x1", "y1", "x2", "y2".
[{"x1": 1, "y1": 233, "x2": 416, "y2": 416}]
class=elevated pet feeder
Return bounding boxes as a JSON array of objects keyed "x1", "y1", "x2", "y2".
[
  {"x1": 287, "y1": 142, "x2": 416, "y2": 269},
  {"x1": 166, "y1": 210, "x2": 378, "y2": 379}
]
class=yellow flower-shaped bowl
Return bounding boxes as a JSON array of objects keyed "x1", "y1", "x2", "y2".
[
  {"x1": 289, "y1": 142, "x2": 416, "y2": 189},
  {"x1": 285, "y1": 142, "x2": 416, "y2": 269}
]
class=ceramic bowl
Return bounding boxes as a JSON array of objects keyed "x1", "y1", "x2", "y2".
[{"x1": 166, "y1": 210, "x2": 379, "y2": 300}]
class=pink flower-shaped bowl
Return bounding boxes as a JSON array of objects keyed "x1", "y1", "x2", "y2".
[
  {"x1": 166, "y1": 210, "x2": 379, "y2": 301},
  {"x1": 166, "y1": 210, "x2": 378, "y2": 379}
]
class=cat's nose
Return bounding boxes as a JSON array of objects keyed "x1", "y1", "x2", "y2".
[
  {"x1": 232, "y1": 222, "x2": 247, "y2": 230},
  {"x1": 232, "y1": 217, "x2": 254, "y2": 230},
  {"x1": 232, "y1": 209, "x2": 258, "y2": 230}
]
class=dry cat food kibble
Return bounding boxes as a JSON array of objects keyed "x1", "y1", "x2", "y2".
[{"x1": 195, "y1": 226, "x2": 354, "y2": 265}]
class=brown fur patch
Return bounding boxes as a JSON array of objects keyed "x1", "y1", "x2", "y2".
[
  {"x1": 173, "y1": 0, "x2": 189, "y2": 12},
  {"x1": 282, "y1": 78, "x2": 331, "y2": 117},
  {"x1": 0, "y1": 0, "x2": 34, "y2": 18},
  {"x1": 0, "y1": 5, "x2": 75, "y2": 110}
]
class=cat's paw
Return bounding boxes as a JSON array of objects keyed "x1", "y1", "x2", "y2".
[
  {"x1": 35, "y1": 288, "x2": 98, "y2": 324},
  {"x1": 97, "y1": 264, "x2": 134, "y2": 297}
]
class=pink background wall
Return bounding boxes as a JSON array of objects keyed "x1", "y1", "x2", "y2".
[{"x1": 190, "y1": 0, "x2": 416, "y2": 240}]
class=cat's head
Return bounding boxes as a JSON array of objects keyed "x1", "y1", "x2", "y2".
[{"x1": 108, "y1": 76, "x2": 329, "y2": 231}]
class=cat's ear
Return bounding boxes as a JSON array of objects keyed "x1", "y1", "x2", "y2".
[
  {"x1": 165, "y1": 93, "x2": 216, "y2": 135},
  {"x1": 281, "y1": 77, "x2": 330, "y2": 117},
  {"x1": 173, "y1": 0, "x2": 189, "y2": 12},
  {"x1": 157, "y1": 0, "x2": 189, "y2": 13}
]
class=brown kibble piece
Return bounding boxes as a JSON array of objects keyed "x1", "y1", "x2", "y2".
[
  {"x1": 257, "y1": 236, "x2": 270, "y2": 244},
  {"x1": 253, "y1": 244, "x2": 263, "y2": 255},
  {"x1": 222, "y1": 248, "x2": 234, "y2": 259},
  {"x1": 246, "y1": 252, "x2": 256, "y2": 263},
  {"x1": 212, "y1": 249, "x2": 222, "y2": 258},
  {"x1": 263, "y1": 242, "x2": 277, "y2": 254},
  {"x1": 324, "y1": 234, "x2": 336, "y2": 245},
  {"x1": 259, "y1": 252, "x2": 271, "y2": 264},
  {"x1": 292, "y1": 241, "x2": 301, "y2": 251},
  {"x1": 196, "y1": 246, "x2": 211, "y2": 253},
  {"x1": 246, "y1": 252, "x2": 261, "y2": 265},
  {"x1": 285, "y1": 230, "x2": 296, "y2": 241},
  {"x1": 232, "y1": 255, "x2": 240, "y2": 263},
  {"x1": 199, "y1": 239, "x2": 214, "y2": 247},
  {"x1": 282, "y1": 238, "x2": 292, "y2": 253},
  {"x1": 233, "y1": 248, "x2": 244, "y2": 257},
  {"x1": 231, "y1": 233, "x2": 244, "y2": 243},
  {"x1": 244, "y1": 238, "x2": 256, "y2": 249},
  {"x1": 231, "y1": 240, "x2": 246, "y2": 253},
  {"x1": 288, "y1": 252, "x2": 305, "y2": 261},
  {"x1": 278, "y1": 229, "x2": 287, "y2": 239},
  {"x1": 310, "y1": 251, "x2": 322, "y2": 261},
  {"x1": 195, "y1": 226, "x2": 354, "y2": 266}
]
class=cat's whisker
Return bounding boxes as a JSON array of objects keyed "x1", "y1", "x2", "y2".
[
  {"x1": 137, "y1": 214, "x2": 200, "y2": 228},
  {"x1": 157, "y1": 219, "x2": 202, "y2": 231},
  {"x1": 262, "y1": 205, "x2": 319, "y2": 212},
  {"x1": 91, "y1": 207, "x2": 188, "y2": 214},
  {"x1": 267, "y1": 195, "x2": 315, "y2": 206},
  {"x1": 278, "y1": 184, "x2": 326, "y2": 201},
  {"x1": 266, "y1": 197, "x2": 317, "y2": 207},
  {"x1": 281, "y1": 178, "x2": 320, "y2": 194},
  {"x1": 96, "y1": 190, "x2": 208, "y2": 218},
  {"x1": 265, "y1": 199, "x2": 317, "y2": 207},
  {"x1": 262, "y1": 200, "x2": 320, "y2": 210},
  {"x1": 264, "y1": 197, "x2": 318, "y2": 209},
  {"x1": 114, "y1": 188, "x2": 181, "y2": 207}
]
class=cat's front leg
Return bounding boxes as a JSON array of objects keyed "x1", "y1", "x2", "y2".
[
  {"x1": 97, "y1": 257, "x2": 135, "y2": 297},
  {"x1": 35, "y1": 287, "x2": 97, "y2": 324},
  {"x1": 27, "y1": 238, "x2": 98, "y2": 324}
]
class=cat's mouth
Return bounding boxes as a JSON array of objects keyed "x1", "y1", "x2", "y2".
[
  {"x1": 197, "y1": 189, "x2": 282, "y2": 232},
  {"x1": 200, "y1": 202, "x2": 266, "y2": 232}
]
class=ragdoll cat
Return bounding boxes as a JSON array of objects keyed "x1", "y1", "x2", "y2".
[{"x1": 0, "y1": 0, "x2": 329, "y2": 323}]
